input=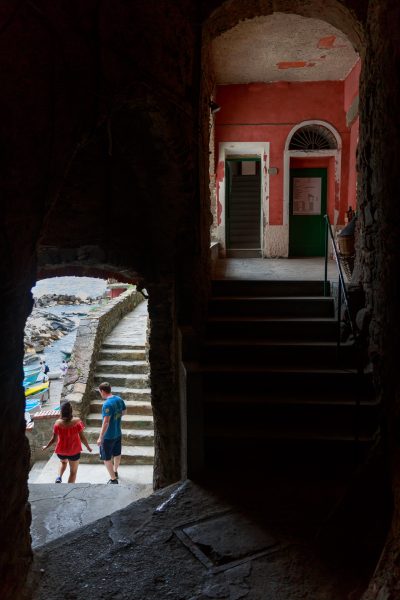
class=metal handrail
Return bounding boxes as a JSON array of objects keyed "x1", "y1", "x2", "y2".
[
  {"x1": 324, "y1": 215, "x2": 362, "y2": 456},
  {"x1": 323, "y1": 215, "x2": 356, "y2": 344}
]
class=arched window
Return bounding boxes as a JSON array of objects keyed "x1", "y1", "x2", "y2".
[{"x1": 289, "y1": 124, "x2": 338, "y2": 151}]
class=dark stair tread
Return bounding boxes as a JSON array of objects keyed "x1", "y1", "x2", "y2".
[
  {"x1": 205, "y1": 427, "x2": 375, "y2": 442},
  {"x1": 204, "y1": 393, "x2": 377, "y2": 406},
  {"x1": 185, "y1": 362, "x2": 358, "y2": 375},
  {"x1": 207, "y1": 315, "x2": 336, "y2": 321},
  {"x1": 204, "y1": 339, "x2": 352, "y2": 348},
  {"x1": 211, "y1": 295, "x2": 333, "y2": 301}
]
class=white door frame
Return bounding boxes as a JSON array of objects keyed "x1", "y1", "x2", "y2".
[
  {"x1": 217, "y1": 142, "x2": 270, "y2": 256},
  {"x1": 283, "y1": 121, "x2": 342, "y2": 256}
]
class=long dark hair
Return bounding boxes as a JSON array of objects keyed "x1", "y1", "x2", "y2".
[{"x1": 61, "y1": 401, "x2": 73, "y2": 422}]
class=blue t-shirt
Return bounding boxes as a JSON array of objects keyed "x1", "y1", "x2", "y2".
[{"x1": 102, "y1": 395, "x2": 126, "y2": 440}]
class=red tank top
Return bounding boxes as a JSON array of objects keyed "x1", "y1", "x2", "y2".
[{"x1": 54, "y1": 420, "x2": 84, "y2": 455}]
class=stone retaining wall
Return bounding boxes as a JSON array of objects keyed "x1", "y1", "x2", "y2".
[
  {"x1": 26, "y1": 410, "x2": 60, "y2": 464},
  {"x1": 62, "y1": 288, "x2": 144, "y2": 418}
]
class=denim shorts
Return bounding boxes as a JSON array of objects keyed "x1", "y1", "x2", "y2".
[
  {"x1": 99, "y1": 437, "x2": 122, "y2": 461},
  {"x1": 57, "y1": 453, "x2": 81, "y2": 461}
]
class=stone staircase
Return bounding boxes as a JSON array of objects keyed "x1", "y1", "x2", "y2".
[
  {"x1": 227, "y1": 174, "x2": 261, "y2": 257},
  {"x1": 80, "y1": 341, "x2": 154, "y2": 465},
  {"x1": 188, "y1": 279, "x2": 378, "y2": 476}
]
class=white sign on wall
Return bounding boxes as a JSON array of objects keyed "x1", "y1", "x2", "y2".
[{"x1": 293, "y1": 177, "x2": 322, "y2": 215}]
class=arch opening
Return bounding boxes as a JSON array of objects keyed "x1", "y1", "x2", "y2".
[{"x1": 204, "y1": 2, "x2": 362, "y2": 258}]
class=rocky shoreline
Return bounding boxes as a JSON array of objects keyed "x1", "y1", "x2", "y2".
[
  {"x1": 34, "y1": 293, "x2": 102, "y2": 308},
  {"x1": 24, "y1": 310, "x2": 76, "y2": 353},
  {"x1": 25, "y1": 294, "x2": 103, "y2": 353}
]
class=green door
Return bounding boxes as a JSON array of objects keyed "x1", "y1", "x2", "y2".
[{"x1": 289, "y1": 168, "x2": 327, "y2": 256}]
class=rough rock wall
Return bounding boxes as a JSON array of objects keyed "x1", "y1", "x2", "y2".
[
  {"x1": 0, "y1": 289, "x2": 34, "y2": 599},
  {"x1": 0, "y1": 1, "x2": 202, "y2": 597},
  {"x1": 356, "y1": 1, "x2": 400, "y2": 597}
]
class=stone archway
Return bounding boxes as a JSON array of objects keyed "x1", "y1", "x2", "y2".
[
  {"x1": 202, "y1": 0, "x2": 363, "y2": 259},
  {"x1": 1, "y1": 3, "x2": 201, "y2": 591}
]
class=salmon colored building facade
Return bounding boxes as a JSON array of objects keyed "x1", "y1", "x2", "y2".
[{"x1": 214, "y1": 60, "x2": 360, "y2": 257}]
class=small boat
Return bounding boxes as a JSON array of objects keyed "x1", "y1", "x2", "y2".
[
  {"x1": 23, "y1": 353, "x2": 40, "y2": 366},
  {"x1": 25, "y1": 381, "x2": 50, "y2": 406},
  {"x1": 25, "y1": 398, "x2": 41, "y2": 412},
  {"x1": 23, "y1": 354, "x2": 42, "y2": 384},
  {"x1": 60, "y1": 348, "x2": 72, "y2": 360},
  {"x1": 48, "y1": 370, "x2": 61, "y2": 380},
  {"x1": 23, "y1": 367, "x2": 42, "y2": 387}
]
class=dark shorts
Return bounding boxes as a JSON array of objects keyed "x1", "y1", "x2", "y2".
[
  {"x1": 99, "y1": 437, "x2": 122, "y2": 461},
  {"x1": 57, "y1": 453, "x2": 81, "y2": 461}
]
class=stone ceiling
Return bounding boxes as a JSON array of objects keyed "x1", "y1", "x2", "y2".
[{"x1": 212, "y1": 13, "x2": 359, "y2": 84}]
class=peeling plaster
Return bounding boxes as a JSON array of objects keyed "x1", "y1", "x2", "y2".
[{"x1": 212, "y1": 13, "x2": 358, "y2": 84}]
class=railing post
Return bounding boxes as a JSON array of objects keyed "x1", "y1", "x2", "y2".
[
  {"x1": 324, "y1": 216, "x2": 329, "y2": 297},
  {"x1": 337, "y1": 277, "x2": 342, "y2": 351}
]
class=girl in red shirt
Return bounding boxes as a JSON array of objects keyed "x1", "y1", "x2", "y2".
[{"x1": 43, "y1": 401, "x2": 92, "y2": 483}]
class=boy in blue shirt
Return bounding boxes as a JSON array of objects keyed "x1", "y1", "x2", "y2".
[{"x1": 97, "y1": 381, "x2": 126, "y2": 484}]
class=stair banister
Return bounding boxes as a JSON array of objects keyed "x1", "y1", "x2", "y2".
[{"x1": 323, "y1": 215, "x2": 356, "y2": 346}]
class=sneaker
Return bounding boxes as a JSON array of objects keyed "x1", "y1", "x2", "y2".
[
  {"x1": 107, "y1": 478, "x2": 118, "y2": 485},
  {"x1": 114, "y1": 471, "x2": 118, "y2": 479},
  {"x1": 55, "y1": 476, "x2": 62, "y2": 483}
]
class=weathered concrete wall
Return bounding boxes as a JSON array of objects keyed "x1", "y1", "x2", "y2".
[
  {"x1": 63, "y1": 289, "x2": 144, "y2": 419},
  {"x1": 26, "y1": 410, "x2": 60, "y2": 464}
]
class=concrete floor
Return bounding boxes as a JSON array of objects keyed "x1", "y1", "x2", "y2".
[
  {"x1": 29, "y1": 482, "x2": 152, "y2": 548},
  {"x1": 30, "y1": 477, "x2": 382, "y2": 600},
  {"x1": 214, "y1": 257, "x2": 339, "y2": 281},
  {"x1": 29, "y1": 452, "x2": 153, "y2": 485}
]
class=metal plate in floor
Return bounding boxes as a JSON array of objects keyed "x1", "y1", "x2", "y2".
[{"x1": 175, "y1": 511, "x2": 278, "y2": 573}]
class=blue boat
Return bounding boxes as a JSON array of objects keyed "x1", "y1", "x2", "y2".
[
  {"x1": 23, "y1": 367, "x2": 42, "y2": 388},
  {"x1": 25, "y1": 381, "x2": 50, "y2": 409},
  {"x1": 25, "y1": 398, "x2": 41, "y2": 412}
]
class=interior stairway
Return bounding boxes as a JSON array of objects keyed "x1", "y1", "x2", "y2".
[
  {"x1": 227, "y1": 175, "x2": 261, "y2": 257},
  {"x1": 80, "y1": 341, "x2": 154, "y2": 465},
  {"x1": 191, "y1": 279, "x2": 378, "y2": 476}
]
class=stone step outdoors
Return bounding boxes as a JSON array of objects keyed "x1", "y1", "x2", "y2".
[
  {"x1": 90, "y1": 399, "x2": 153, "y2": 415},
  {"x1": 99, "y1": 348, "x2": 146, "y2": 361},
  {"x1": 94, "y1": 373, "x2": 150, "y2": 388},
  {"x1": 79, "y1": 445, "x2": 154, "y2": 465},
  {"x1": 96, "y1": 359, "x2": 149, "y2": 374},
  {"x1": 86, "y1": 413, "x2": 153, "y2": 430},
  {"x1": 85, "y1": 426, "x2": 154, "y2": 446},
  {"x1": 101, "y1": 342, "x2": 146, "y2": 350}
]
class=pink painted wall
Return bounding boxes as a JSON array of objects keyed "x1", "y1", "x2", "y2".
[
  {"x1": 215, "y1": 74, "x2": 359, "y2": 227},
  {"x1": 344, "y1": 59, "x2": 361, "y2": 112}
]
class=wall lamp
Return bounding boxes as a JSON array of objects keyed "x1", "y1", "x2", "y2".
[{"x1": 209, "y1": 101, "x2": 221, "y2": 114}]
